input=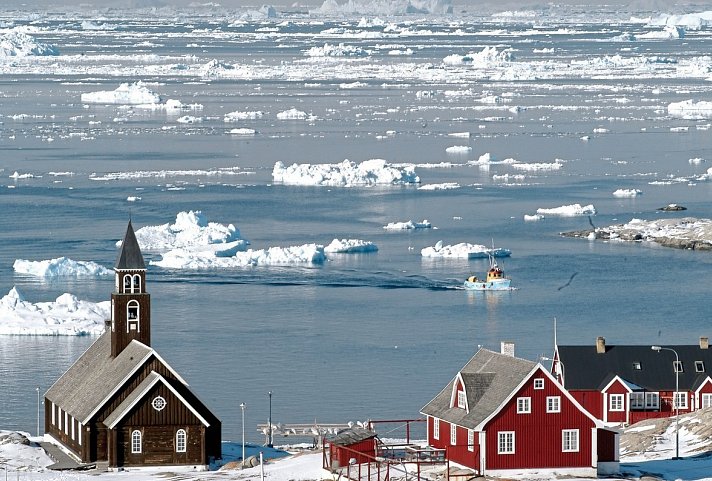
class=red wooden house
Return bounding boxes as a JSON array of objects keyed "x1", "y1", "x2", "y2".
[
  {"x1": 554, "y1": 337, "x2": 712, "y2": 425},
  {"x1": 45, "y1": 221, "x2": 221, "y2": 469},
  {"x1": 421, "y1": 344, "x2": 619, "y2": 477}
]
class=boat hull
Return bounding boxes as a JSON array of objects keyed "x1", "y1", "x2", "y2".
[{"x1": 463, "y1": 278, "x2": 512, "y2": 290}]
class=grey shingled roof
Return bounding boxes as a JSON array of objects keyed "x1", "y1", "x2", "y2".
[
  {"x1": 115, "y1": 220, "x2": 145, "y2": 270},
  {"x1": 103, "y1": 372, "x2": 160, "y2": 428},
  {"x1": 420, "y1": 349, "x2": 536, "y2": 430},
  {"x1": 558, "y1": 344, "x2": 712, "y2": 391},
  {"x1": 45, "y1": 333, "x2": 152, "y2": 424},
  {"x1": 327, "y1": 427, "x2": 377, "y2": 446}
]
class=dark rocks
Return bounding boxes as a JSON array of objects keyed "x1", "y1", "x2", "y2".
[{"x1": 658, "y1": 204, "x2": 687, "y2": 211}]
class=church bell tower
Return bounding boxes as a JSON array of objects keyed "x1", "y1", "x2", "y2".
[{"x1": 111, "y1": 221, "x2": 151, "y2": 357}]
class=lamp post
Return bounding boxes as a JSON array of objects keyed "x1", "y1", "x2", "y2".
[
  {"x1": 651, "y1": 345, "x2": 680, "y2": 460},
  {"x1": 540, "y1": 356, "x2": 565, "y2": 387},
  {"x1": 36, "y1": 387, "x2": 40, "y2": 438},
  {"x1": 240, "y1": 403, "x2": 246, "y2": 467},
  {"x1": 268, "y1": 391, "x2": 273, "y2": 448}
]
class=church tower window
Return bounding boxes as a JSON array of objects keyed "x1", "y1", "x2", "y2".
[{"x1": 127, "y1": 300, "x2": 140, "y2": 332}]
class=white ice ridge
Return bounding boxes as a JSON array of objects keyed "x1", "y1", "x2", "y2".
[
  {"x1": 120, "y1": 211, "x2": 247, "y2": 251},
  {"x1": 0, "y1": 31, "x2": 59, "y2": 57},
  {"x1": 13, "y1": 257, "x2": 112, "y2": 277},
  {"x1": 418, "y1": 183, "x2": 460, "y2": 190},
  {"x1": 314, "y1": 0, "x2": 453, "y2": 15},
  {"x1": 272, "y1": 159, "x2": 420, "y2": 186},
  {"x1": 421, "y1": 240, "x2": 511, "y2": 259},
  {"x1": 511, "y1": 161, "x2": 563, "y2": 171},
  {"x1": 0, "y1": 287, "x2": 109, "y2": 336},
  {"x1": 536, "y1": 203, "x2": 596, "y2": 216},
  {"x1": 384, "y1": 219, "x2": 432, "y2": 230},
  {"x1": 324, "y1": 239, "x2": 378, "y2": 253},
  {"x1": 443, "y1": 46, "x2": 513, "y2": 67},
  {"x1": 594, "y1": 217, "x2": 712, "y2": 247},
  {"x1": 152, "y1": 244, "x2": 326, "y2": 268},
  {"x1": 668, "y1": 100, "x2": 712, "y2": 120},
  {"x1": 91, "y1": 167, "x2": 245, "y2": 181},
  {"x1": 613, "y1": 189, "x2": 643, "y2": 198},
  {"x1": 80, "y1": 81, "x2": 161, "y2": 105},
  {"x1": 224, "y1": 110, "x2": 264, "y2": 122},
  {"x1": 305, "y1": 43, "x2": 369, "y2": 57}
]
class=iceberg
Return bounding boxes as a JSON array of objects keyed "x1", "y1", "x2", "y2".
[
  {"x1": 0, "y1": 31, "x2": 59, "y2": 57},
  {"x1": 314, "y1": 0, "x2": 453, "y2": 15},
  {"x1": 383, "y1": 219, "x2": 432, "y2": 230},
  {"x1": 272, "y1": 159, "x2": 420, "y2": 186},
  {"x1": 81, "y1": 82, "x2": 161, "y2": 105},
  {"x1": 277, "y1": 108, "x2": 313, "y2": 120},
  {"x1": 613, "y1": 189, "x2": 643, "y2": 198},
  {"x1": 0, "y1": 287, "x2": 108, "y2": 336},
  {"x1": 13, "y1": 257, "x2": 112, "y2": 277},
  {"x1": 224, "y1": 110, "x2": 264, "y2": 122},
  {"x1": 668, "y1": 100, "x2": 712, "y2": 120},
  {"x1": 152, "y1": 244, "x2": 326, "y2": 268},
  {"x1": 536, "y1": 204, "x2": 596, "y2": 216},
  {"x1": 445, "y1": 146, "x2": 472, "y2": 154},
  {"x1": 421, "y1": 241, "x2": 511, "y2": 259},
  {"x1": 305, "y1": 43, "x2": 369, "y2": 57},
  {"x1": 324, "y1": 239, "x2": 378, "y2": 253}
]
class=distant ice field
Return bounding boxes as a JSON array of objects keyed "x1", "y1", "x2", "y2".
[{"x1": 1, "y1": 3, "x2": 712, "y2": 444}]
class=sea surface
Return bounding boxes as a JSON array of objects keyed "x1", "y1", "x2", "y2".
[{"x1": 1, "y1": 3, "x2": 711, "y2": 444}]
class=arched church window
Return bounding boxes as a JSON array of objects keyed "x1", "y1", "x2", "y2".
[
  {"x1": 132, "y1": 274, "x2": 141, "y2": 293},
  {"x1": 131, "y1": 430, "x2": 142, "y2": 454},
  {"x1": 123, "y1": 274, "x2": 132, "y2": 293},
  {"x1": 176, "y1": 429, "x2": 187, "y2": 453},
  {"x1": 127, "y1": 300, "x2": 140, "y2": 332}
]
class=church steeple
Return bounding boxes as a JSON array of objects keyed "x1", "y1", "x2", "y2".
[{"x1": 111, "y1": 221, "x2": 151, "y2": 357}]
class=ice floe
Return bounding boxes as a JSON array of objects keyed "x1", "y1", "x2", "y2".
[
  {"x1": 230, "y1": 128, "x2": 257, "y2": 135},
  {"x1": 613, "y1": 189, "x2": 643, "y2": 198},
  {"x1": 418, "y1": 182, "x2": 460, "y2": 190},
  {"x1": 152, "y1": 244, "x2": 326, "y2": 268},
  {"x1": 81, "y1": 82, "x2": 161, "y2": 105},
  {"x1": 421, "y1": 241, "x2": 511, "y2": 259},
  {"x1": 668, "y1": 100, "x2": 712, "y2": 120},
  {"x1": 91, "y1": 167, "x2": 245, "y2": 181},
  {"x1": 511, "y1": 161, "x2": 563, "y2": 171},
  {"x1": 276, "y1": 108, "x2": 314, "y2": 120},
  {"x1": 536, "y1": 203, "x2": 596, "y2": 216},
  {"x1": 445, "y1": 145, "x2": 472, "y2": 154},
  {"x1": 383, "y1": 219, "x2": 432, "y2": 230},
  {"x1": 305, "y1": 43, "x2": 368, "y2": 57},
  {"x1": 0, "y1": 31, "x2": 59, "y2": 57},
  {"x1": 324, "y1": 239, "x2": 378, "y2": 253},
  {"x1": 13, "y1": 257, "x2": 112, "y2": 277},
  {"x1": 272, "y1": 159, "x2": 420, "y2": 186},
  {"x1": 0, "y1": 287, "x2": 108, "y2": 336},
  {"x1": 224, "y1": 110, "x2": 264, "y2": 122},
  {"x1": 443, "y1": 46, "x2": 513, "y2": 67},
  {"x1": 314, "y1": 0, "x2": 453, "y2": 15}
]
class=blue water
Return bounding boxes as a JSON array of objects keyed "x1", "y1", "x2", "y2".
[{"x1": 1, "y1": 8, "x2": 711, "y2": 445}]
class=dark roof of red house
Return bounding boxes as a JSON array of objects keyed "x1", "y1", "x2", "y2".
[{"x1": 557, "y1": 344, "x2": 712, "y2": 391}]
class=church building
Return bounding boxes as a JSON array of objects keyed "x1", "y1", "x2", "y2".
[{"x1": 44, "y1": 221, "x2": 221, "y2": 469}]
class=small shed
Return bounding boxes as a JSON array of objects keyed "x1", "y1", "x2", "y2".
[{"x1": 327, "y1": 427, "x2": 378, "y2": 468}]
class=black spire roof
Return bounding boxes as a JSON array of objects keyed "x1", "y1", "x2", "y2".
[{"x1": 115, "y1": 220, "x2": 146, "y2": 270}]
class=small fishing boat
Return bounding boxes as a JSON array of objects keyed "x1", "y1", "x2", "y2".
[{"x1": 464, "y1": 256, "x2": 512, "y2": 290}]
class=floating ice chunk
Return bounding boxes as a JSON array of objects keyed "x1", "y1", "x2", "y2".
[
  {"x1": 176, "y1": 115, "x2": 202, "y2": 124},
  {"x1": 443, "y1": 46, "x2": 513, "y2": 67},
  {"x1": 81, "y1": 82, "x2": 161, "y2": 105},
  {"x1": 524, "y1": 214, "x2": 544, "y2": 221},
  {"x1": 418, "y1": 182, "x2": 460, "y2": 190},
  {"x1": 445, "y1": 145, "x2": 472, "y2": 154},
  {"x1": 121, "y1": 211, "x2": 246, "y2": 251},
  {"x1": 638, "y1": 25, "x2": 685, "y2": 39},
  {"x1": 613, "y1": 189, "x2": 643, "y2": 197},
  {"x1": 0, "y1": 287, "x2": 109, "y2": 336},
  {"x1": 272, "y1": 159, "x2": 420, "y2": 186},
  {"x1": 0, "y1": 31, "x2": 59, "y2": 57},
  {"x1": 689, "y1": 158, "x2": 706, "y2": 165},
  {"x1": 9, "y1": 171, "x2": 35, "y2": 179},
  {"x1": 421, "y1": 242, "x2": 511, "y2": 259},
  {"x1": 152, "y1": 243, "x2": 326, "y2": 268},
  {"x1": 668, "y1": 100, "x2": 712, "y2": 120},
  {"x1": 127, "y1": 196, "x2": 141, "y2": 202},
  {"x1": 511, "y1": 161, "x2": 562, "y2": 171},
  {"x1": 277, "y1": 108, "x2": 314, "y2": 120},
  {"x1": 224, "y1": 110, "x2": 264, "y2": 122},
  {"x1": 448, "y1": 132, "x2": 470, "y2": 138},
  {"x1": 230, "y1": 128, "x2": 257, "y2": 135},
  {"x1": 13, "y1": 257, "x2": 112, "y2": 277},
  {"x1": 537, "y1": 203, "x2": 596, "y2": 216},
  {"x1": 92, "y1": 167, "x2": 243, "y2": 181},
  {"x1": 201, "y1": 59, "x2": 235, "y2": 77},
  {"x1": 314, "y1": 0, "x2": 453, "y2": 15},
  {"x1": 383, "y1": 219, "x2": 432, "y2": 230},
  {"x1": 324, "y1": 239, "x2": 378, "y2": 253},
  {"x1": 305, "y1": 43, "x2": 369, "y2": 57}
]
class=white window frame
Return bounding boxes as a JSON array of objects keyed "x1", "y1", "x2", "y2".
[
  {"x1": 696, "y1": 361, "x2": 705, "y2": 373},
  {"x1": 457, "y1": 390, "x2": 466, "y2": 409},
  {"x1": 176, "y1": 429, "x2": 187, "y2": 453},
  {"x1": 64, "y1": 412, "x2": 69, "y2": 435},
  {"x1": 645, "y1": 392, "x2": 660, "y2": 409},
  {"x1": 609, "y1": 393, "x2": 624, "y2": 412},
  {"x1": 674, "y1": 391, "x2": 688, "y2": 409},
  {"x1": 630, "y1": 392, "x2": 644, "y2": 409},
  {"x1": 497, "y1": 431, "x2": 515, "y2": 454},
  {"x1": 450, "y1": 424, "x2": 457, "y2": 446},
  {"x1": 673, "y1": 360, "x2": 683, "y2": 373},
  {"x1": 78, "y1": 423, "x2": 82, "y2": 446},
  {"x1": 546, "y1": 396, "x2": 561, "y2": 413},
  {"x1": 71, "y1": 418, "x2": 75, "y2": 440},
  {"x1": 433, "y1": 418, "x2": 440, "y2": 440},
  {"x1": 51, "y1": 402, "x2": 55, "y2": 426},
  {"x1": 467, "y1": 429, "x2": 474, "y2": 452},
  {"x1": 562, "y1": 429, "x2": 579, "y2": 452},
  {"x1": 123, "y1": 274, "x2": 132, "y2": 292},
  {"x1": 702, "y1": 393, "x2": 712, "y2": 409},
  {"x1": 132, "y1": 274, "x2": 141, "y2": 293},
  {"x1": 516, "y1": 397, "x2": 531, "y2": 414},
  {"x1": 127, "y1": 300, "x2": 140, "y2": 332},
  {"x1": 534, "y1": 378, "x2": 544, "y2": 390},
  {"x1": 632, "y1": 362, "x2": 642, "y2": 370},
  {"x1": 131, "y1": 430, "x2": 142, "y2": 454}
]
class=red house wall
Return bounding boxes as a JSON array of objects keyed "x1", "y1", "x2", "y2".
[
  {"x1": 427, "y1": 418, "x2": 480, "y2": 471},
  {"x1": 485, "y1": 368, "x2": 595, "y2": 471},
  {"x1": 697, "y1": 381, "x2": 712, "y2": 409},
  {"x1": 603, "y1": 380, "x2": 629, "y2": 423},
  {"x1": 570, "y1": 390, "x2": 602, "y2": 419},
  {"x1": 331, "y1": 438, "x2": 376, "y2": 467}
]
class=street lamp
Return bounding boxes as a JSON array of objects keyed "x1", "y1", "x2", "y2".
[
  {"x1": 651, "y1": 345, "x2": 681, "y2": 460},
  {"x1": 36, "y1": 387, "x2": 40, "y2": 438},
  {"x1": 240, "y1": 403, "x2": 246, "y2": 467},
  {"x1": 268, "y1": 391, "x2": 273, "y2": 448},
  {"x1": 540, "y1": 356, "x2": 565, "y2": 387}
]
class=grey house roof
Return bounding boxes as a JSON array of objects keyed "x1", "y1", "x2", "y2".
[
  {"x1": 557, "y1": 344, "x2": 712, "y2": 391},
  {"x1": 420, "y1": 349, "x2": 536, "y2": 430},
  {"x1": 45, "y1": 333, "x2": 153, "y2": 424},
  {"x1": 115, "y1": 220, "x2": 145, "y2": 270}
]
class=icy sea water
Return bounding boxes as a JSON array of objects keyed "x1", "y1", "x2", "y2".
[{"x1": 1, "y1": 5, "x2": 712, "y2": 443}]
